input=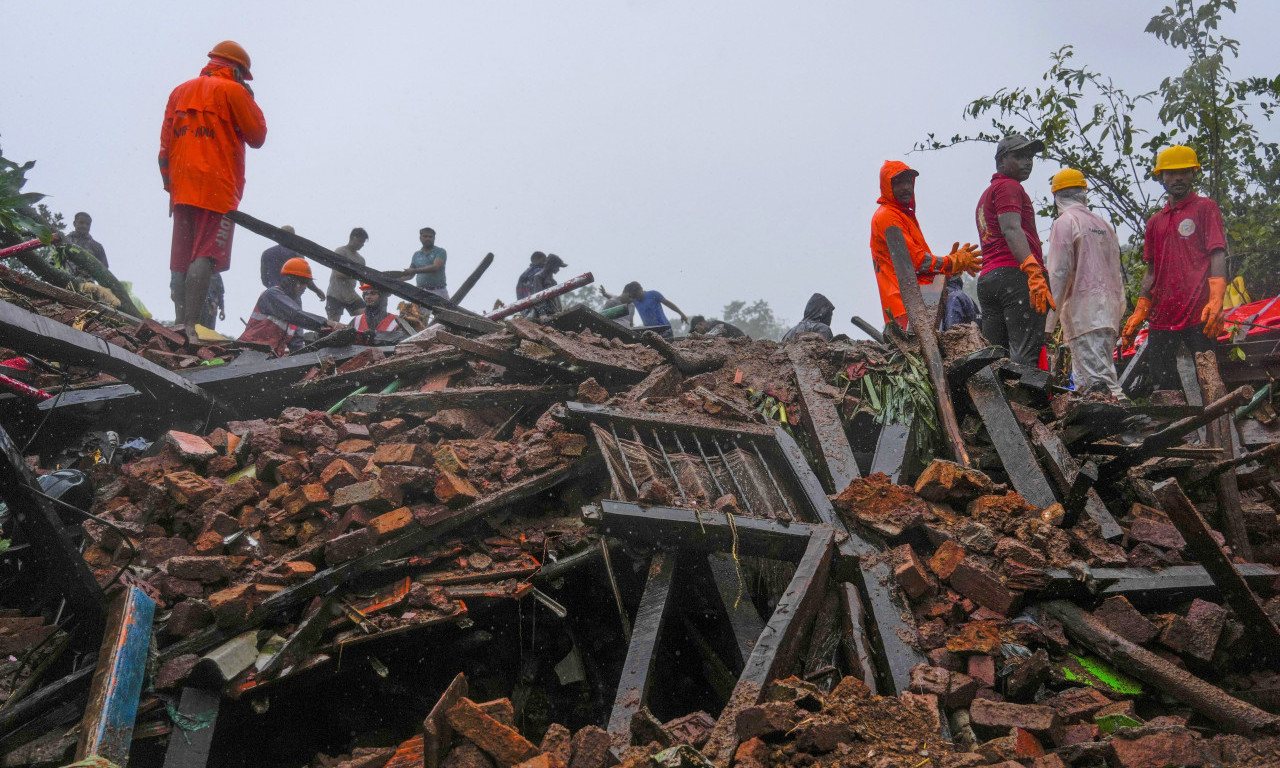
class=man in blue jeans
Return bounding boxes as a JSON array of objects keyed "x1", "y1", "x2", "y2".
[{"x1": 974, "y1": 135, "x2": 1057, "y2": 366}]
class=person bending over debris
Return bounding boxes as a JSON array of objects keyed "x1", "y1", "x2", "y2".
[
  {"x1": 688, "y1": 315, "x2": 746, "y2": 338},
  {"x1": 782, "y1": 293, "x2": 835, "y2": 342},
  {"x1": 529, "y1": 254, "x2": 567, "y2": 318},
  {"x1": 401, "y1": 227, "x2": 448, "y2": 300},
  {"x1": 1121, "y1": 145, "x2": 1228, "y2": 391},
  {"x1": 160, "y1": 40, "x2": 267, "y2": 343},
  {"x1": 941, "y1": 276, "x2": 980, "y2": 330},
  {"x1": 327, "y1": 227, "x2": 369, "y2": 322},
  {"x1": 350, "y1": 283, "x2": 409, "y2": 345},
  {"x1": 975, "y1": 135, "x2": 1055, "y2": 367},
  {"x1": 240, "y1": 258, "x2": 341, "y2": 355},
  {"x1": 1045, "y1": 169, "x2": 1125, "y2": 397},
  {"x1": 515, "y1": 251, "x2": 546, "y2": 300},
  {"x1": 622, "y1": 281, "x2": 688, "y2": 337},
  {"x1": 870, "y1": 160, "x2": 982, "y2": 328}
]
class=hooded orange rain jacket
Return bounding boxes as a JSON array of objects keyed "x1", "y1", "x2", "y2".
[
  {"x1": 159, "y1": 61, "x2": 267, "y2": 214},
  {"x1": 870, "y1": 160, "x2": 946, "y2": 324}
]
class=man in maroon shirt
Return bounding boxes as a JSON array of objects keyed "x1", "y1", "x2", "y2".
[
  {"x1": 975, "y1": 135, "x2": 1057, "y2": 366},
  {"x1": 1120, "y1": 145, "x2": 1228, "y2": 391}
]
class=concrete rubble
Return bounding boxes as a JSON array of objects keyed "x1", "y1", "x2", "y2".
[{"x1": 4, "y1": 285, "x2": 1280, "y2": 768}]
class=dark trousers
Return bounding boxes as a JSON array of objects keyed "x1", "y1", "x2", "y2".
[
  {"x1": 1145, "y1": 326, "x2": 1215, "y2": 391},
  {"x1": 977, "y1": 267, "x2": 1046, "y2": 367}
]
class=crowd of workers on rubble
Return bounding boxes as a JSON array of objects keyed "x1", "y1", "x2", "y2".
[{"x1": 43, "y1": 40, "x2": 1230, "y2": 391}]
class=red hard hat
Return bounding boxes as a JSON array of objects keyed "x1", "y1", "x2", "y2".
[
  {"x1": 280, "y1": 257, "x2": 313, "y2": 280},
  {"x1": 360, "y1": 283, "x2": 377, "y2": 292},
  {"x1": 208, "y1": 40, "x2": 253, "y2": 80}
]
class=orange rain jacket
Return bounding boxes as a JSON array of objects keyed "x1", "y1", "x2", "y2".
[
  {"x1": 870, "y1": 160, "x2": 946, "y2": 324},
  {"x1": 159, "y1": 62, "x2": 267, "y2": 214}
]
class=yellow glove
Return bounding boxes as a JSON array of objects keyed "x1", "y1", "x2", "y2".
[
  {"x1": 1019, "y1": 259, "x2": 1056, "y2": 314},
  {"x1": 1200, "y1": 276, "x2": 1228, "y2": 338},
  {"x1": 945, "y1": 242, "x2": 983, "y2": 277},
  {"x1": 1120, "y1": 297, "x2": 1151, "y2": 348}
]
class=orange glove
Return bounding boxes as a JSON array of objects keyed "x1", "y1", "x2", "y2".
[
  {"x1": 1020, "y1": 259, "x2": 1057, "y2": 314},
  {"x1": 945, "y1": 242, "x2": 983, "y2": 277},
  {"x1": 1200, "y1": 276, "x2": 1228, "y2": 338},
  {"x1": 1120, "y1": 297, "x2": 1151, "y2": 348}
]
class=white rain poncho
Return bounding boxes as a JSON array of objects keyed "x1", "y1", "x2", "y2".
[{"x1": 1044, "y1": 190, "x2": 1125, "y2": 341}]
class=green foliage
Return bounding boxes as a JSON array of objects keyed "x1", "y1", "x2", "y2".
[
  {"x1": 720, "y1": 299, "x2": 789, "y2": 341},
  {"x1": 563, "y1": 285, "x2": 610, "y2": 312},
  {"x1": 0, "y1": 142, "x2": 52, "y2": 244},
  {"x1": 916, "y1": 0, "x2": 1280, "y2": 299}
]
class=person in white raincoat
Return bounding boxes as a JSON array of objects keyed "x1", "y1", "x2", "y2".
[{"x1": 1044, "y1": 169, "x2": 1126, "y2": 396}]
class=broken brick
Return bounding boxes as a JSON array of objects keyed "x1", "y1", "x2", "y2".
[
  {"x1": 567, "y1": 725, "x2": 614, "y2": 768},
  {"x1": 369, "y1": 507, "x2": 415, "y2": 539},
  {"x1": 948, "y1": 560, "x2": 1021, "y2": 616},
  {"x1": 332, "y1": 479, "x2": 402, "y2": 513},
  {"x1": 435, "y1": 471, "x2": 480, "y2": 508},
  {"x1": 372, "y1": 443, "x2": 429, "y2": 466},
  {"x1": 893, "y1": 544, "x2": 935, "y2": 599},
  {"x1": 321, "y1": 458, "x2": 362, "y2": 492},
  {"x1": 929, "y1": 540, "x2": 966, "y2": 580},
  {"x1": 576, "y1": 377, "x2": 609, "y2": 405},
  {"x1": 1184, "y1": 598, "x2": 1227, "y2": 662},
  {"x1": 165, "y1": 555, "x2": 232, "y2": 584},
  {"x1": 908, "y1": 664, "x2": 979, "y2": 708},
  {"x1": 325, "y1": 527, "x2": 376, "y2": 565},
  {"x1": 969, "y1": 698, "x2": 1060, "y2": 740},
  {"x1": 165, "y1": 430, "x2": 218, "y2": 462},
  {"x1": 734, "y1": 701, "x2": 804, "y2": 741},
  {"x1": 445, "y1": 697, "x2": 539, "y2": 767},
  {"x1": 1094, "y1": 595, "x2": 1159, "y2": 645},
  {"x1": 1110, "y1": 729, "x2": 1204, "y2": 768}
]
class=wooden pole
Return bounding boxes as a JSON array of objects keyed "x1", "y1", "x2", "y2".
[
  {"x1": 449, "y1": 252, "x2": 494, "y2": 305},
  {"x1": 1195, "y1": 350, "x2": 1254, "y2": 560},
  {"x1": 885, "y1": 226, "x2": 970, "y2": 467}
]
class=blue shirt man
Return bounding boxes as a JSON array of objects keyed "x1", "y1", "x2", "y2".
[
  {"x1": 405, "y1": 227, "x2": 447, "y2": 298},
  {"x1": 622, "y1": 281, "x2": 688, "y2": 337}
]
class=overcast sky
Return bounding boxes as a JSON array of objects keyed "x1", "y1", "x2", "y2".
[{"x1": 5, "y1": 1, "x2": 1279, "y2": 339}]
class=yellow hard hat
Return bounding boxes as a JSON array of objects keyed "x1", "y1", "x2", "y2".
[
  {"x1": 1153, "y1": 145, "x2": 1200, "y2": 175},
  {"x1": 208, "y1": 40, "x2": 253, "y2": 80},
  {"x1": 1050, "y1": 168, "x2": 1087, "y2": 193}
]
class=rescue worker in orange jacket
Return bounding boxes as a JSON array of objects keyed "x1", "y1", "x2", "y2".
[
  {"x1": 351, "y1": 283, "x2": 409, "y2": 345},
  {"x1": 160, "y1": 40, "x2": 267, "y2": 343},
  {"x1": 239, "y1": 259, "x2": 340, "y2": 356},
  {"x1": 870, "y1": 160, "x2": 982, "y2": 327}
]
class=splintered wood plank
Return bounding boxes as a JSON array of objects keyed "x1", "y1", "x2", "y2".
[
  {"x1": 423, "y1": 673, "x2": 468, "y2": 768},
  {"x1": 1195, "y1": 350, "x2": 1253, "y2": 561},
  {"x1": 967, "y1": 365, "x2": 1058, "y2": 509},
  {"x1": 1152, "y1": 479, "x2": 1280, "y2": 657},
  {"x1": 1024, "y1": 418, "x2": 1123, "y2": 541},
  {"x1": 608, "y1": 553, "x2": 677, "y2": 750},
  {"x1": 788, "y1": 345, "x2": 860, "y2": 492},
  {"x1": 162, "y1": 686, "x2": 220, "y2": 768},
  {"x1": 346, "y1": 384, "x2": 568, "y2": 415}
]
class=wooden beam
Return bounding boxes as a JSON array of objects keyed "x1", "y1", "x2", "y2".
[
  {"x1": 1043, "y1": 599, "x2": 1278, "y2": 734},
  {"x1": 449, "y1": 252, "x2": 493, "y2": 305},
  {"x1": 547, "y1": 304, "x2": 645, "y2": 343},
  {"x1": 423, "y1": 673, "x2": 468, "y2": 768},
  {"x1": 608, "y1": 553, "x2": 678, "y2": 751},
  {"x1": 787, "y1": 345, "x2": 860, "y2": 492},
  {"x1": 885, "y1": 225, "x2": 969, "y2": 467},
  {"x1": 1195, "y1": 350, "x2": 1253, "y2": 561},
  {"x1": 1097, "y1": 388, "x2": 1252, "y2": 483},
  {"x1": 869, "y1": 419, "x2": 913, "y2": 484},
  {"x1": 703, "y1": 530, "x2": 835, "y2": 766},
  {"x1": 0, "y1": 297, "x2": 222, "y2": 417},
  {"x1": 435, "y1": 329, "x2": 584, "y2": 382},
  {"x1": 162, "y1": 686, "x2": 220, "y2": 768},
  {"x1": 76, "y1": 586, "x2": 155, "y2": 766},
  {"x1": 967, "y1": 365, "x2": 1058, "y2": 508},
  {"x1": 1152, "y1": 479, "x2": 1280, "y2": 657},
  {"x1": 1025, "y1": 418, "x2": 1123, "y2": 541}
]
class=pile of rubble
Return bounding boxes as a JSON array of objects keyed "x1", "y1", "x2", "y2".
[{"x1": 4, "y1": 281, "x2": 1280, "y2": 768}]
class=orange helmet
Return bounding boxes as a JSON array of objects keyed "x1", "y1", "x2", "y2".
[
  {"x1": 208, "y1": 40, "x2": 253, "y2": 80},
  {"x1": 360, "y1": 283, "x2": 377, "y2": 292},
  {"x1": 280, "y1": 257, "x2": 313, "y2": 280}
]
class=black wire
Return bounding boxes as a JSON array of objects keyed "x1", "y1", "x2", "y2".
[{"x1": 25, "y1": 484, "x2": 136, "y2": 590}]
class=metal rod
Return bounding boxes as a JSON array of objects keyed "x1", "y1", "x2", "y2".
[
  {"x1": 652, "y1": 429, "x2": 688, "y2": 502},
  {"x1": 691, "y1": 433, "x2": 727, "y2": 497},
  {"x1": 599, "y1": 539, "x2": 632, "y2": 644},
  {"x1": 729, "y1": 439, "x2": 774, "y2": 517},
  {"x1": 611, "y1": 422, "x2": 640, "y2": 496},
  {"x1": 747, "y1": 439, "x2": 796, "y2": 520},
  {"x1": 712, "y1": 437, "x2": 758, "y2": 516}
]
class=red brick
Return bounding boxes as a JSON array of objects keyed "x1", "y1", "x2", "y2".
[
  {"x1": 369, "y1": 507, "x2": 414, "y2": 539},
  {"x1": 567, "y1": 725, "x2": 613, "y2": 768},
  {"x1": 320, "y1": 458, "x2": 362, "y2": 492},
  {"x1": 551, "y1": 433, "x2": 588, "y2": 457},
  {"x1": 337, "y1": 421, "x2": 370, "y2": 441},
  {"x1": 1110, "y1": 729, "x2": 1204, "y2": 768},
  {"x1": 576, "y1": 377, "x2": 609, "y2": 404},
  {"x1": 445, "y1": 697, "x2": 539, "y2": 766},
  {"x1": 191, "y1": 530, "x2": 225, "y2": 555},
  {"x1": 513, "y1": 755, "x2": 568, "y2": 768},
  {"x1": 893, "y1": 544, "x2": 935, "y2": 599},
  {"x1": 1094, "y1": 595, "x2": 1159, "y2": 645},
  {"x1": 1057, "y1": 723, "x2": 1098, "y2": 746},
  {"x1": 733, "y1": 738, "x2": 769, "y2": 768},
  {"x1": 899, "y1": 692, "x2": 942, "y2": 734},
  {"x1": 734, "y1": 701, "x2": 803, "y2": 741},
  {"x1": 164, "y1": 470, "x2": 217, "y2": 506},
  {"x1": 929, "y1": 540, "x2": 966, "y2": 579},
  {"x1": 280, "y1": 561, "x2": 316, "y2": 581},
  {"x1": 994, "y1": 537, "x2": 1047, "y2": 568},
  {"x1": 332, "y1": 479, "x2": 402, "y2": 513},
  {"x1": 967, "y1": 654, "x2": 996, "y2": 687},
  {"x1": 155, "y1": 653, "x2": 199, "y2": 690},
  {"x1": 379, "y1": 463, "x2": 435, "y2": 490},
  {"x1": 969, "y1": 698, "x2": 1060, "y2": 740},
  {"x1": 949, "y1": 560, "x2": 1020, "y2": 616},
  {"x1": 1031, "y1": 756, "x2": 1067, "y2": 768},
  {"x1": 324, "y1": 527, "x2": 376, "y2": 565},
  {"x1": 945, "y1": 621, "x2": 1002, "y2": 655},
  {"x1": 1014, "y1": 727, "x2": 1045, "y2": 758},
  {"x1": 1156, "y1": 613, "x2": 1192, "y2": 653},
  {"x1": 539, "y1": 723, "x2": 572, "y2": 764},
  {"x1": 435, "y1": 471, "x2": 480, "y2": 508},
  {"x1": 372, "y1": 443, "x2": 428, "y2": 466},
  {"x1": 165, "y1": 430, "x2": 218, "y2": 461},
  {"x1": 167, "y1": 600, "x2": 213, "y2": 636},
  {"x1": 433, "y1": 445, "x2": 470, "y2": 474},
  {"x1": 208, "y1": 584, "x2": 258, "y2": 627},
  {"x1": 1042, "y1": 687, "x2": 1111, "y2": 722},
  {"x1": 336, "y1": 438, "x2": 375, "y2": 454},
  {"x1": 1183, "y1": 598, "x2": 1227, "y2": 661},
  {"x1": 1127, "y1": 517, "x2": 1186, "y2": 551},
  {"x1": 908, "y1": 664, "x2": 979, "y2": 708},
  {"x1": 165, "y1": 555, "x2": 232, "y2": 584},
  {"x1": 368, "y1": 418, "x2": 407, "y2": 442}
]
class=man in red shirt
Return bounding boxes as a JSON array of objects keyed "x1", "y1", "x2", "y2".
[
  {"x1": 160, "y1": 40, "x2": 267, "y2": 343},
  {"x1": 974, "y1": 135, "x2": 1056, "y2": 366},
  {"x1": 1120, "y1": 145, "x2": 1227, "y2": 390}
]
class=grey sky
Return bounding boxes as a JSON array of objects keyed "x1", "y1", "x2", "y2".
[{"x1": 5, "y1": 2, "x2": 1278, "y2": 338}]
